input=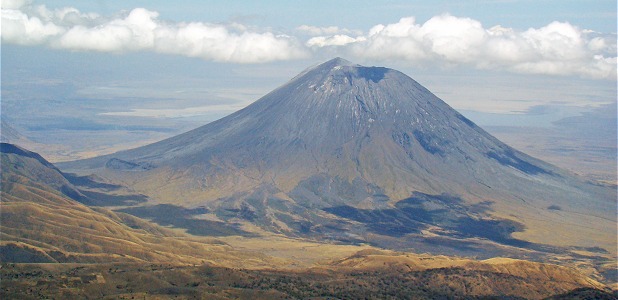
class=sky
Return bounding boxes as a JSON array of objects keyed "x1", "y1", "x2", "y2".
[{"x1": 1, "y1": 0, "x2": 617, "y2": 144}]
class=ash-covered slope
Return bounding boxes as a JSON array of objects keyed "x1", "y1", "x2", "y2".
[{"x1": 61, "y1": 58, "x2": 616, "y2": 256}]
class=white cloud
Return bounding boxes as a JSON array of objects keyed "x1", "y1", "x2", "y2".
[
  {"x1": 1, "y1": 0, "x2": 31, "y2": 9},
  {"x1": 1, "y1": 7, "x2": 64, "y2": 45},
  {"x1": 57, "y1": 8, "x2": 158, "y2": 52},
  {"x1": 311, "y1": 15, "x2": 617, "y2": 79},
  {"x1": 33, "y1": 5, "x2": 101, "y2": 27},
  {"x1": 2, "y1": 3, "x2": 615, "y2": 78},
  {"x1": 306, "y1": 34, "x2": 366, "y2": 47},
  {"x1": 1, "y1": 4, "x2": 307, "y2": 63}
]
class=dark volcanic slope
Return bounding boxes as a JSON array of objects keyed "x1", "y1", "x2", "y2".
[{"x1": 61, "y1": 58, "x2": 616, "y2": 254}]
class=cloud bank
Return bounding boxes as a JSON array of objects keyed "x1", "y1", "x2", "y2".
[
  {"x1": 308, "y1": 15, "x2": 616, "y2": 79},
  {"x1": 1, "y1": 2, "x2": 307, "y2": 63},
  {"x1": 2, "y1": 2, "x2": 615, "y2": 78}
]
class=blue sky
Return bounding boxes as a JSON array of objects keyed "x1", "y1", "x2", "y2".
[
  {"x1": 1, "y1": 0, "x2": 616, "y2": 131},
  {"x1": 35, "y1": 0, "x2": 617, "y2": 33}
]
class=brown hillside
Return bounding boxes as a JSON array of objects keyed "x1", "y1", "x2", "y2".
[{"x1": 1, "y1": 143, "x2": 612, "y2": 299}]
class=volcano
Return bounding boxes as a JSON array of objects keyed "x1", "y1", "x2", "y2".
[{"x1": 61, "y1": 58, "x2": 616, "y2": 257}]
